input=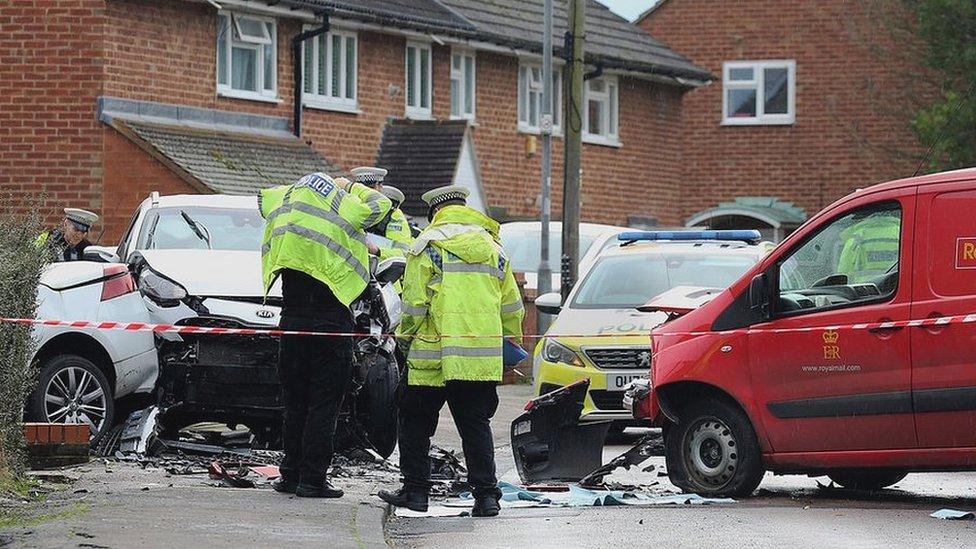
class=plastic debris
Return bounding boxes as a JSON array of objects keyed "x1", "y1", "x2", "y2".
[{"x1": 931, "y1": 509, "x2": 976, "y2": 520}]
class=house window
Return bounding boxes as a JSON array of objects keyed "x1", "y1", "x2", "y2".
[
  {"x1": 405, "y1": 41, "x2": 432, "y2": 119},
  {"x1": 722, "y1": 60, "x2": 795, "y2": 125},
  {"x1": 517, "y1": 62, "x2": 561, "y2": 133},
  {"x1": 217, "y1": 13, "x2": 277, "y2": 102},
  {"x1": 302, "y1": 29, "x2": 357, "y2": 112},
  {"x1": 450, "y1": 49, "x2": 475, "y2": 120},
  {"x1": 583, "y1": 76, "x2": 618, "y2": 144}
]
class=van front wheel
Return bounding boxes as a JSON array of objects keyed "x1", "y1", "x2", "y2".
[{"x1": 665, "y1": 398, "x2": 764, "y2": 498}]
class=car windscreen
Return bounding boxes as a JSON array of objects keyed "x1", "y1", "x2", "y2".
[
  {"x1": 501, "y1": 230, "x2": 598, "y2": 272},
  {"x1": 137, "y1": 206, "x2": 264, "y2": 251},
  {"x1": 570, "y1": 252, "x2": 757, "y2": 309}
]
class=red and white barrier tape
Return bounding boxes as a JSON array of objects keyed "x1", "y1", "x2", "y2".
[{"x1": 3, "y1": 314, "x2": 975, "y2": 339}]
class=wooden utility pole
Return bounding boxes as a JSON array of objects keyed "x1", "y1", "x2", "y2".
[{"x1": 561, "y1": 0, "x2": 584, "y2": 300}]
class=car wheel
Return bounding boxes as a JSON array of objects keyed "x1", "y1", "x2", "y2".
[
  {"x1": 360, "y1": 355, "x2": 399, "y2": 458},
  {"x1": 827, "y1": 470, "x2": 908, "y2": 491},
  {"x1": 665, "y1": 398, "x2": 764, "y2": 498},
  {"x1": 28, "y1": 354, "x2": 115, "y2": 445}
]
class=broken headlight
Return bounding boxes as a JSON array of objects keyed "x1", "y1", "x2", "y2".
[
  {"x1": 138, "y1": 267, "x2": 188, "y2": 304},
  {"x1": 542, "y1": 339, "x2": 584, "y2": 368}
]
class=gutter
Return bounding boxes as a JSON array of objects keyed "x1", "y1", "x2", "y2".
[{"x1": 292, "y1": 12, "x2": 330, "y2": 138}]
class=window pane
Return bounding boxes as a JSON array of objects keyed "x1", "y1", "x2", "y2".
[
  {"x1": 420, "y1": 48, "x2": 429, "y2": 109},
  {"x1": 452, "y1": 53, "x2": 461, "y2": 71},
  {"x1": 450, "y1": 76, "x2": 460, "y2": 116},
  {"x1": 729, "y1": 67, "x2": 753, "y2": 81},
  {"x1": 345, "y1": 36, "x2": 356, "y2": 99},
  {"x1": 778, "y1": 203, "x2": 901, "y2": 309},
  {"x1": 518, "y1": 67, "x2": 527, "y2": 123},
  {"x1": 231, "y1": 46, "x2": 257, "y2": 91},
  {"x1": 217, "y1": 16, "x2": 229, "y2": 85},
  {"x1": 331, "y1": 34, "x2": 341, "y2": 97},
  {"x1": 609, "y1": 84, "x2": 617, "y2": 135},
  {"x1": 764, "y1": 67, "x2": 789, "y2": 115},
  {"x1": 588, "y1": 98, "x2": 603, "y2": 135},
  {"x1": 236, "y1": 16, "x2": 267, "y2": 42},
  {"x1": 317, "y1": 34, "x2": 326, "y2": 95},
  {"x1": 263, "y1": 22, "x2": 274, "y2": 91},
  {"x1": 589, "y1": 78, "x2": 605, "y2": 93},
  {"x1": 464, "y1": 55, "x2": 474, "y2": 114},
  {"x1": 529, "y1": 89, "x2": 538, "y2": 126},
  {"x1": 406, "y1": 47, "x2": 415, "y2": 107},
  {"x1": 727, "y1": 88, "x2": 756, "y2": 118}
]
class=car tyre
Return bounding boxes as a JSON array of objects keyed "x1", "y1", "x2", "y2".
[
  {"x1": 665, "y1": 397, "x2": 764, "y2": 498},
  {"x1": 827, "y1": 470, "x2": 908, "y2": 491},
  {"x1": 360, "y1": 355, "x2": 399, "y2": 458},
  {"x1": 28, "y1": 354, "x2": 115, "y2": 445}
]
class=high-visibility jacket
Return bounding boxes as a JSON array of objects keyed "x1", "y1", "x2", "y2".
[
  {"x1": 398, "y1": 205, "x2": 524, "y2": 387},
  {"x1": 377, "y1": 207, "x2": 414, "y2": 262},
  {"x1": 836, "y1": 213, "x2": 900, "y2": 283},
  {"x1": 259, "y1": 174, "x2": 391, "y2": 306}
]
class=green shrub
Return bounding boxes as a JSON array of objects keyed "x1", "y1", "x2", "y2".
[{"x1": 0, "y1": 201, "x2": 48, "y2": 475}]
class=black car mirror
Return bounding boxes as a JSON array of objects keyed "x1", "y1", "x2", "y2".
[
  {"x1": 748, "y1": 273, "x2": 770, "y2": 318},
  {"x1": 376, "y1": 257, "x2": 406, "y2": 284}
]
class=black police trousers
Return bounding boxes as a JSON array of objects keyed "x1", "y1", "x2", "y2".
[
  {"x1": 398, "y1": 380, "x2": 502, "y2": 499},
  {"x1": 277, "y1": 269, "x2": 354, "y2": 486}
]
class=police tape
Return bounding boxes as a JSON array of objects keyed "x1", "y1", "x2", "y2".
[{"x1": 3, "y1": 314, "x2": 975, "y2": 339}]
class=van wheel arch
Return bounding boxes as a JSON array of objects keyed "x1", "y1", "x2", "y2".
[
  {"x1": 34, "y1": 333, "x2": 116, "y2": 392},
  {"x1": 656, "y1": 381, "x2": 752, "y2": 426}
]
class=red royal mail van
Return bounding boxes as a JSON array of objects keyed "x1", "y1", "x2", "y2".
[{"x1": 627, "y1": 168, "x2": 976, "y2": 497}]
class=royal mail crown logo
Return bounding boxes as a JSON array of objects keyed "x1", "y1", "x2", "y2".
[{"x1": 822, "y1": 330, "x2": 839, "y2": 344}]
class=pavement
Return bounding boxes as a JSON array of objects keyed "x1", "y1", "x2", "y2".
[{"x1": 5, "y1": 383, "x2": 976, "y2": 547}]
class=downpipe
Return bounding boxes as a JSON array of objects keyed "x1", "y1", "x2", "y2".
[{"x1": 292, "y1": 12, "x2": 330, "y2": 137}]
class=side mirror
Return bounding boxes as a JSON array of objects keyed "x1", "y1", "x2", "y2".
[
  {"x1": 748, "y1": 273, "x2": 770, "y2": 318},
  {"x1": 534, "y1": 292, "x2": 563, "y2": 315},
  {"x1": 83, "y1": 245, "x2": 120, "y2": 263},
  {"x1": 376, "y1": 257, "x2": 407, "y2": 284}
]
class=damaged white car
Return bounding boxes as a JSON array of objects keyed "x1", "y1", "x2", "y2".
[{"x1": 68, "y1": 192, "x2": 403, "y2": 456}]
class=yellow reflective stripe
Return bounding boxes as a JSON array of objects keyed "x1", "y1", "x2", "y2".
[
  {"x1": 501, "y1": 301, "x2": 524, "y2": 314},
  {"x1": 442, "y1": 262, "x2": 504, "y2": 279},
  {"x1": 262, "y1": 223, "x2": 369, "y2": 283},
  {"x1": 402, "y1": 303, "x2": 428, "y2": 316},
  {"x1": 410, "y1": 346, "x2": 503, "y2": 360},
  {"x1": 266, "y1": 201, "x2": 366, "y2": 245}
]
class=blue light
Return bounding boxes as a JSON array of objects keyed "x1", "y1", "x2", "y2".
[{"x1": 617, "y1": 230, "x2": 762, "y2": 243}]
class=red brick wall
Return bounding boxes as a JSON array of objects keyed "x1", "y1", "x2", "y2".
[
  {"x1": 0, "y1": 0, "x2": 106, "y2": 231},
  {"x1": 99, "y1": 129, "x2": 199, "y2": 243},
  {"x1": 640, "y1": 0, "x2": 926, "y2": 221}
]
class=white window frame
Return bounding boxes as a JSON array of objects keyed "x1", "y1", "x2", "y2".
[
  {"x1": 405, "y1": 41, "x2": 432, "y2": 119},
  {"x1": 582, "y1": 75, "x2": 620, "y2": 146},
  {"x1": 217, "y1": 12, "x2": 279, "y2": 103},
  {"x1": 301, "y1": 27, "x2": 358, "y2": 113},
  {"x1": 517, "y1": 61, "x2": 562, "y2": 135},
  {"x1": 722, "y1": 60, "x2": 796, "y2": 126},
  {"x1": 450, "y1": 48, "x2": 476, "y2": 121}
]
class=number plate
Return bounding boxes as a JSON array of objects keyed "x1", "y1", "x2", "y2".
[{"x1": 607, "y1": 373, "x2": 644, "y2": 391}]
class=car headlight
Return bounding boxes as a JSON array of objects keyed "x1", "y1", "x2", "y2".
[
  {"x1": 138, "y1": 268, "x2": 187, "y2": 303},
  {"x1": 542, "y1": 339, "x2": 584, "y2": 367}
]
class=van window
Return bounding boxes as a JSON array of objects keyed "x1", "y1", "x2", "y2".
[
  {"x1": 928, "y1": 189, "x2": 976, "y2": 297},
  {"x1": 776, "y1": 201, "x2": 900, "y2": 314}
]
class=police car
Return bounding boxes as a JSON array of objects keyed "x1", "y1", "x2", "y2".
[{"x1": 532, "y1": 230, "x2": 770, "y2": 429}]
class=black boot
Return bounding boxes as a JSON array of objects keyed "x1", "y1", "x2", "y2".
[
  {"x1": 471, "y1": 495, "x2": 500, "y2": 517},
  {"x1": 272, "y1": 478, "x2": 298, "y2": 494},
  {"x1": 296, "y1": 479, "x2": 344, "y2": 498},
  {"x1": 378, "y1": 487, "x2": 429, "y2": 512}
]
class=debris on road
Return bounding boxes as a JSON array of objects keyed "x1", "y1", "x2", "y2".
[
  {"x1": 930, "y1": 509, "x2": 976, "y2": 520},
  {"x1": 578, "y1": 433, "x2": 662, "y2": 487},
  {"x1": 511, "y1": 380, "x2": 611, "y2": 483},
  {"x1": 393, "y1": 481, "x2": 735, "y2": 517}
]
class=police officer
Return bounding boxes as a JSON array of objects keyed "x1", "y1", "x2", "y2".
[
  {"x1": 350, "y1": 167, "x2": 413, "y2": 260},
  {"x1": 378, "y1": 185, "x2": 524, "y2": 517},
  {"x1": 259, "y1": 172, "x2": 391, "y2": 498},
  {"x1": 37, "y1": 208, "x2": 99, "y2": 261}
]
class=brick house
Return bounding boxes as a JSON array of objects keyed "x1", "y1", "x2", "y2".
[
  {"x1": 638, "y1": 0, "x2": 928, "y2": 240},
  {"x1": 2, "y1": 0, "x2": 711, "y2": 243}
]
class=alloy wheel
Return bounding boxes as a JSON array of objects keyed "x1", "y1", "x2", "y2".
[{"x1": 43, "y1": 366, "x2": 107, "y2": 435}]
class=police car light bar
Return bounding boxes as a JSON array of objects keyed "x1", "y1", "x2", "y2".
[{"x1": 617, "y1": 230, "x2": 762, "y2": 244}]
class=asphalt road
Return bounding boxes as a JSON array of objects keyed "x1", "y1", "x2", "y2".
[{"x1": 389, "y1": 384, "x2": 976, "y2": 548}]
